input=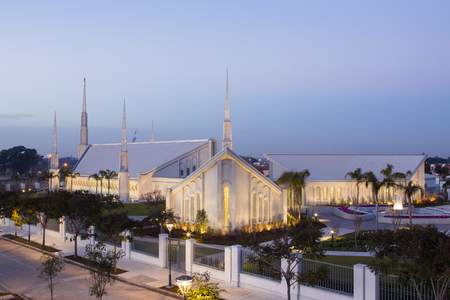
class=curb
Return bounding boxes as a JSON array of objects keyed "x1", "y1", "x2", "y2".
[{"x1": 0, "y1": 236, "x2": 182, "y2": 299}]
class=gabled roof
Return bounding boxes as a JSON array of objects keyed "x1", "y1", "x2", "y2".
[
  {"x1": 74, "y1": 139, "x2": 210, "y2": 178},
  {"x1": 171, "y1": 147, "x2": 282, "y2": 194},
  {"x1": 264, "y1": 154, "x2": 427, "y2": 181}
]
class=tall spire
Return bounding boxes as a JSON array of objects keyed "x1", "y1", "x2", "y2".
[
  {"x1": 52, "y1": 112, "x2": 58, "y2": 154},
  {"x1": 78, "y1": 78, "x2": 89, "y2": 159},
  {"x1": 121, "y1": 99, "x2": 127, "y2": 152},
  {"x1": 222, "y1": 69, "x2": 232, "y2": 150},
  {"x1": 151, "y1": 119, "x2": 154, "y2": 142}
]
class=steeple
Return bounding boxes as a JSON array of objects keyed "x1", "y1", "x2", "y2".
[
  {"x1": 78, "y1": 78, "x2": 89, "y2": 159},
  {"x1": 222, "y1": 69, "x2": 232, "y2": 150},
  {"x1": 151, "y1": 119, "x2": 154, "y2": 142},
  {"x1": 50, "y1": 112, "x2": 59, "y2": 191},
  {"x1": 119, "y1": 99, "x2": 130, "y2": 202}
]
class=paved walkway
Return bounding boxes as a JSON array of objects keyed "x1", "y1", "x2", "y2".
[{"x1": 0, "y1": 222, "x2": 317, "y2": 300}]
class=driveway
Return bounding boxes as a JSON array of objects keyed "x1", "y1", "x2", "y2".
[{"x1": 0, "y1": 240, "x2": 175, "y2": 300}]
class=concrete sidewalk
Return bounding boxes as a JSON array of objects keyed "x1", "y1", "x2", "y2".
[{"x1": 0, "y1": 222, "x2": 317, "y2": 300}]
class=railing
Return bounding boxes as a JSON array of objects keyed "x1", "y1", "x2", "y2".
[
  {"x1": 95, "y1": 234, "x2": 121, "y2": 248},
  {"x1": 303, "y1": 259, "x2": 354, "y2": 295},
  {"x1": 46, "y1": 219, "x2": 60, "y2": 232},
  {"x1": 132, "y1": 236, "x2": 159, "y2": 257},
  {"x1": 194, "y1": 244, "x2": 225, "y2": 270},
  {"x1": 379, "y1": 274, "x2": 435, "y2": 300},
  {"x1": 240, "y1": 249, "x2": 281, "y2": 281}
]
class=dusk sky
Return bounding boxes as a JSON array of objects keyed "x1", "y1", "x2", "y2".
[{"x1": 1, "y1": 1, "x2": 449, "y2": 159}]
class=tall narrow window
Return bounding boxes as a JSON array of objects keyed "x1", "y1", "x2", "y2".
[
  {"x1": 323, "y1": 186, "x2": 328, "y2": 200},
  {"x1": 393, "y1": 186, "x2": 397, "y2": 200},
  {"x1": 224, "y1": 187, "x2": 229, "y2": 226},
  {"x1": 316, "y1": 186, "x2": 320, "y2": 200},
  {"x1": 193, "y1": 166, "x2": 196, "y2": 172},
  {"x1": 180, "y1": 170, "x2": 184, "y2": 177},
  {"x1": 330, "y1": 187, "x2": 335, "y2": 200},
  {"x1": 337, "y1": 187, "x2": 341, "y2": 200},
  {"x1": 252, "y1": 193, "x2": 256, "y2": 221},
  {"x1": 197, "y1": 193, "x2": 201, "y2": 211},
  {"x1": 258, "y1": 196, "x2": 262, "y2": 222},
  {"x1": 385, "y1": 188, "x2": 390, "y2": 201},
  {"x1": 191, "y1": 195, "x2": 195, "y2": 221},
  {"x1": 264, "y1": 198, "x2": 268, "y2": 221},
  {"x1": 186, "y1": 168, "x2": 190, "y2": 176},
  {"x1": 185, "y1": 198, "x2": 189, "y2": 221}
]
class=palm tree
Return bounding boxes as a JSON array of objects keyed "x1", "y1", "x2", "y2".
[
  {"x1": 11, "y1": 174, "x2": 20, "y2": 191},
  {"x1": 364, "y1": 171, "x2": 385, "y2": 231},
  {"x1": 399, "y1": 181, "x2": 424, "y2": 225},
  {"x1": 380, "y1": 164, "x2": 397, "y2": 203},
  {"x1": 88, "y1": 173, "x2": 102, "y2": 194},
  {"x1": 24, "y1": 171, "x2": 38, "y2": 190},
  {"x1": 63, "y1": 168, "x2": 80, "y2": 193},
  {"x1": 41, "y1": 171, "x2": 59, "y2": 192},
  {"x1": 99, "y1": 169, "x2": 118, "y2": 195},
  {"x1": 393, "y1": 170, "x2": 412, "y2": 204},
  {"x1": 277, "y1": 170, "x2": 310, "y2": 221},
  {"x1": 345, "y1": 168, "x2": 365, "y2": 205}
]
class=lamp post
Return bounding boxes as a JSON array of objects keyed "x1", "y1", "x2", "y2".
[
  {"x1": 331, "y1": 230, "x2": 334, "y2": 240},
  {"x1": 176, "y1": 275, "x2": 194, "y2": 300},
  {"x1": 166, "y1": 222, "x2": 174, "y2": 287},
  {"x1": 314, "y1": 212, "x2": 318, "y2": 222}
]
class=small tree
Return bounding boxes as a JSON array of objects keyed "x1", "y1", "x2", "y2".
[
  {"x1": 350, "y1": 213, "x2": 363, "y2": 250},
  {"x1": 367, "y1": 225, "x2": 450, "y2": 300},
  {"x1": 84, "y1": 242, "x2": 124, "y2": 300},
  {"x1": 63, "y1": 168, "x2": 80, "y2": 193},
  {"x1": 195, "y1": 209, "x2": 209, "y2": 237},
  {"x1": 89, "y1": 173, "x2": 102, "y2": 194},
  {"x1": 141, "y1": 190, "x2": 165, "y2": 206},
  {"x1": 147, "y1": 204, "x2": 177, "y2": 233},
  {"x1": 399, "y1": 181, "x2": 424, "y2": 226},
  {"x1": 364, "y1": 171, "x2": 385, "y2": 231},
  {"x1": 98, "y1": 169, "x2": 117, "y2": 195},
  {"x1": 247, "y1": 223, "x2": 327, "y2": 300},
  {"x1": 185, "y1": 271, "x2": 226, "y2": 300},
  {"x1": 37, "y1": 251, "x2": 65, "y2": 300}
]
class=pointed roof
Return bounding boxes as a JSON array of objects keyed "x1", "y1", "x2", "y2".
[
  {"x1": 171, "y1": 146, "x2": 282, "y2": 194},
  {"x1": 264, "y1": 153, "x2": 427, "y2": 181},
  {"x1": 74, "y1": 139, "x2": 211, "y2": 178}
]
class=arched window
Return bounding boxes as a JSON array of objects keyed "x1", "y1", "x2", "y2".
[
  {"x1": 323, "y1": 186, "x2": 327, "y2": 200},
  {"x1": 330, "y1": 187, "x2": 335, "y2": 200},
  {"x1": 193, "y1": 166, "x2": 196, "y2": 172},
  {"x1": 393, "y1": 186, "x2": 397, "y2": 200},
  {"x1": 251, "y1": 193, "x2": 257, "y2": 221},
  {"x1": 258, "y1": 196, "x2": 262, "y2": 222},
  {"x1": 180, "y1": 170, "x2": 184, "y2": 177},
  {"x1": 186, "y1": 168, "x2": 190, "y2": 176},
  {"x1": 224, "y1": 186, "x2": 229, "y2": 227},
  {"x1": 191, "y1": 195, "x2": 195, "y2": 221},
  {"x1": 337, "y1": 187, "x2": 342, "y2": 200},
  {"x1": 185, "y1": 198, "x2": 190, "y2": 221},
  {"x1": 197, "y1": 193, "x2": 201, "y2": 211},
  {"x1": 316, "y1": 186, "x2": 320, "y2": 200},
  {"x1": 385, "y1": 188, "x2": 390, "y2": 201},
  {"x1": 264, "y1": 198, "x2": 268, "y2": 221}
]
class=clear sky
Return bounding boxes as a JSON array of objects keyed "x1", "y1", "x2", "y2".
[{"x1": 1, "y1": 1, "x2": 449, "y2": 159}]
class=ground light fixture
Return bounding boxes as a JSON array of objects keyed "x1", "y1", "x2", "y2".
[
  {"x1": 176, "y1": 275, "x2": 194, "y2": 300},
  {"x1": 166, "y1": 222, "x2": 174, "y2": 287},
  {"x1": 331, "y1": 230, "x2": 334, "y2": 240},
  {"x1": 314, "y1": 213, "x2": 318, "y2": 222}
]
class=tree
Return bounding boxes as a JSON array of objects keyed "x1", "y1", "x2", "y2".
[
  {"x1": 393, "y1": 170, "x2": 412, "y2": 204},
  {"x1": 11, "y1": 173, "x2": 20, "y2": 191},
  {"x1": 364, "y1": 171, "x2": 385, "y2": 231},
  {"x1": 185, "y1": 271, "x2": 226, "y2": 300},
  {"x1": 195, "y1": 209, "x2": 209, "y2": 238},
  {"x1": 41, "y1": 171, "x2": 59, "y2": 192},
  {"x1": 63, "y1": 168, "x2": 80, "y2": 193},
  {"x1": 89, "y1": 173, "x2": 102, "y2": 194},
  {"x1": 247, "y1": 222, "x2": 327, "y2": 300},
  {"x1": 277, "y1": 170, "x2": 310, "y2": 220},
  {"x1": 367, "y1": 225, "x2": 450, "y2": 300},
  {"x1": 141, "y1": 190, "x2": 165, "y2": 206},
  {"x1": 398, "y1": 181, "x2": 424, "y2": 225},
  {"x1": 25, "y1": 171, "x2": 38, "y2": 190},
  {"x1": 94, "y1": 212, "x2": 143, "y2": 272},
  {"x1": 99, "y1": 169, "x2": 117, "y2": 195},
  {"x1": 59, "y1": 193, "x2": 105, "y2": 258},
  {"x1": 35, "y1": 192, "x2": 67, "y2": 248},
  {"x1": 345, "y1": 168, "x2": 365, "y2": 205},
  {"x1": 0, "y1": 146, "x2": 43, "y2": 175},
  {"x1": 380, "y1": 163, "x2": 399, "y2": 203},
  {"x1": 37, "y1": 251, "x2": 65, "y2": 300},
  {"x1": 147, "y1": 204, "x2": 177, "y2": 233},
  {"x1": 350, "y1": 213, "x2": 363, "y2": 250}
]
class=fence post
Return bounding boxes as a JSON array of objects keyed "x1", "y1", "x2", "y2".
[
  {"x1": 224, "y1": 246, "x2": 232, "y2": 284},
  {"x1": 185, "y1": 239, "x2": 196, "y2": 275},
  {"x1": 37, "y1": 219, "x2": 42, "y2": 234},
  {"x1": 159, "y1": 233, "x2": 168, "y2": 268},
  {"x1": 364, "y1": 266, "x2": 379, "y2": 300},
  {"x1": 89, "y1": 226, "x2": 95, "y2": 246},
  {"x1": 60, "y1": 217, "x2": 67, "y2": 241},
  {"x1": 231, "y1": 245, "x2": 242, "y2": 287},
  {"x1": 122, "y1": 230, "x2": 132, "y2": 259},
  {"x1": 354, "y1": 264, "x2": 366, "y2": 300}
]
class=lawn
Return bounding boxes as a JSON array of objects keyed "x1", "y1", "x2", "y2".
[{"x1": 108, "y1": 203, "x2": 154, "y2": 216}]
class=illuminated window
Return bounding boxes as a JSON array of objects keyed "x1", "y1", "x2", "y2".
[
  {"x1": 264, "y1": 198, "x2": 268, "y2": 221},
  {"x1": 252, "y1": 193, "x2": 256, "y2": 221},
  {"x1": 323, "y1": 186, "x2": 328, "y2": 200},
  {"x1": 316, "y1": 186, "x2": 320, "y2": 200},
  {"x1": 185, "y1": 198, "x2": 189, "y2": 221},
  {"x1": 197, "y1": 193, "x2": 201, "y2": 211},
  {"x1": 385, "y1": 188, "x2": 390, "y2": 200},
  {"x1": 191, "y1": 195, "x2": 195, "y2": 221},
  {"x1": 224, "y1": 186, "x2": 229, "y2": 226},
  {"x1": 393, "y1": 186, "x2": 397, "y2": 200},
  {"x1": 330, "y1": 187, "x2": 335, "y2": 200},
  {"x1": 258, "y1": 196, "x2": 262, "y2": 222},
  {"x1": 337, "y1": 187, "x2": 342, "y2": 200}
]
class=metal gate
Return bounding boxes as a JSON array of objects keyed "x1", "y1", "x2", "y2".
[{"x1": 167, "y1": 238, "x2": 185, "y2": 272}]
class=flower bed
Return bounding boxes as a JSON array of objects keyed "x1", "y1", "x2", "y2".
[
  {"x1": 338, "y1": 207, "x2": 365, "y2": 215},
  {"x1": 384, "y1": 214, "x2": 450, "y2": 219},
  {"x1": 355, "y1": 204, "x2": 393, "y2": 207}
]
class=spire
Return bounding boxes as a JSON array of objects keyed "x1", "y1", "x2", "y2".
[
  {"x1": 222, "y1": 69, "x2": 232, "y2": 150},
  {"x1": 121, "y1": 99, "x2": 127, "y2": 152},
  {"x1": 78, "y1": 78, "x2": 89, "y2": 159},
  {"x1": 151, "y1": 119, "x2": 154, "y2": 142},
  {"x1": 52, "y1": 112, "x2": 57, "y2": 154}
]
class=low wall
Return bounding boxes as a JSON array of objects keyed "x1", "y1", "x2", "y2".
[
  {"x1": 334, "y1": 208, "x2": 375, "y2": 221},
  {"x1": 379, "y1": 215, "x2": 450, "y2": 225},
  {"x1": 300, "y1": 285, "x2": 353, "y2": 300}
]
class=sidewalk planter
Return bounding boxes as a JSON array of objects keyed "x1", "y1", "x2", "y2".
[{"x1": 334, "y1": 207, "x2": 375, "y2": 221}]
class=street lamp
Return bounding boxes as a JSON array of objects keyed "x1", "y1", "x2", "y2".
[
  {"x1": 331, "y1": 230, "x2": 334, "y2": 240},
  {"x1": 314, "y1": 212, "x2": 318, "y2": 222},
  {"x1": 166, "y1": 222, "x2": 174, "y2": 287},
  {"x1": 176, "y1": 275, "x2": 194, "y2": 300}
]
